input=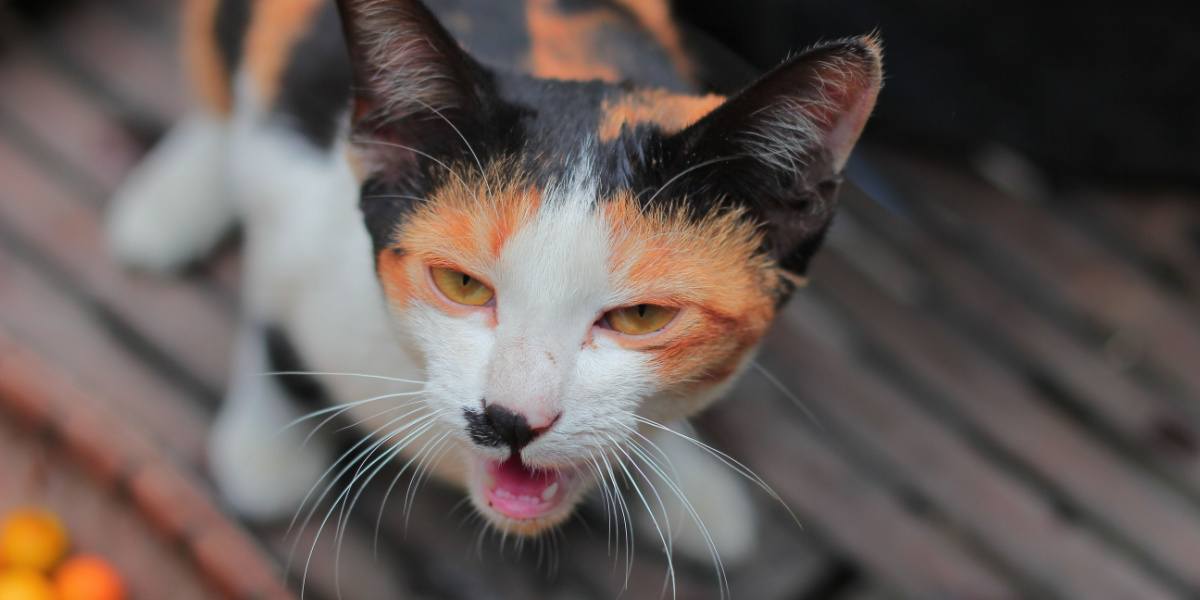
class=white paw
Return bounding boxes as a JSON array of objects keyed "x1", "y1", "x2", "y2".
[
  {"x1": 636, "y1": 429, "x2": 757, "y2": 567},
  {"x1": 106, "y1": 115, "x2": 232, "y2": 273},
  {"x1": 208, "y1": 405, "x2": 333, "y2": 522}
]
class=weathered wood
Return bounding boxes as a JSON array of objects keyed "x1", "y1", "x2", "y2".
[
  {"x1": 1081, "y1": 190, "x2": 1200, "y2": 302},
  {"x1": 0, "y1": 137, "x2": 234, "y2": 397},
  {"x1": 869, "y1": 151, "x2": 1200, "y2": 401},
  {"x1": 39, "y1": 2, "x2": 184, "y2": 122},
  {"x1": 748, "y1": 294, "x2": 1180, "y2": 599},
  {"x1": 0, "y1": 49, "x2": 142, "y2": 192},
  {"x1": 809, "y1": 246, "x2": 1200, "y2": 592},
  {"x1": 0, "y1": 243, "x2": 210, "y2": 463},
  {"x1": 838, "y1": 188, "x2": 1200, "y2": 493},
  {"x1": 707, "y1": 375, "x2": 1018, "y2": 599},
  {"x1": 0, "y1": 328, "x2": 293, "y2": 599}
]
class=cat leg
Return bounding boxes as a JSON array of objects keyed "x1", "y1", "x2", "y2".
[
  {"x1": 634, "y1": 425, "x2": 757, "y2": 567},
  {"x1": 107, "y1": 112, "x2": 236, "y2": 273},
  {"x1": 208, "y1": 325, "x2": 334, "y2": 521}
]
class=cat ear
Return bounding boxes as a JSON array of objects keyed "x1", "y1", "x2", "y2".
[
  {"x1": 670, "y1": 36, "x2": 883, "y2": 274},
  {"x1": 335, "y1": 0, "x2": 497, "y2": 171}
]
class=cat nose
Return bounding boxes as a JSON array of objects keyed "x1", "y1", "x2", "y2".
[{"x1": 473, "y1": 403, "x2": 556, "y2": 451}]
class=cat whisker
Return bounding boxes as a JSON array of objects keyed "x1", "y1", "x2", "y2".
[
  {"x1": 286, "y1": 408, "x2": 429, "y2": 545},
  {"x1": 644, "y1": 155, "x2": 743, "y2": 207},
  {"x1": 262, "y1": 370, "x2": 428, "y2": 385},
  {"x1": 400, "y1": 430, "x2": 453, "y2": 532},
  {"x1": 595, "y1": 444, "x2": 635, "y2": 589},
  {"x1": 413, "y1": 98, "x2": 494, "y2": 197},
  {"x1": 750, "y1": 361, "x2": 822, "y2": 429},
  {"x1": 605, "y1": 433, "x2": 678, "y2": 600},
  {"x1": 623, "y1": 440, "x2": 731, "y2": 600},
  {"x1": 626, "y1": 412, "x2": 801, "y2": 529},
  {"x1": 292, "y1": 410, "x2": 444, "y2": 592},
  {"x1": 350, "y1": 138, "x2": 482, "y2": 204},
  {"x1": 309, "y1": 414, "x2": 444, "y2": 599},
  {"x1": 334, "y1": 400, "x2": 426, "y2": 434},
  {"x1": 297, "y1": 394, "x2": 426, "y2": 447}
]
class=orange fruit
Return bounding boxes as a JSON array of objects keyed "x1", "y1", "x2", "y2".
[
  {"x1": 0, "y1": 569, "x2": 56, "y2": 600},
  {"x1": 0, "y1": 509, "x2": 68, "y2": 572},
  {"x1": 54, "y1": 556, "x2": 126, "y2": 600}
]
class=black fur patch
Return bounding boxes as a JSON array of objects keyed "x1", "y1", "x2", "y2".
[
  {"x1": 275, "y1": 3, "x2": 353, "y2": 148},
  {"x1": 463, "y1": 407, "x2": 504, "y2": 448},
  {"x1": 214, "y1": 0, "x2": 250, "y2": 76},
  {"x1": 264, "y1": 325, "x2": 329, "y2": 412}
]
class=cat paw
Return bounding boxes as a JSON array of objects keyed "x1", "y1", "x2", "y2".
[
  {"x1": 636, "y1": 428, "x2": 757, "y2": 567},
  {"x1": 208, "y1": 410, "x2": 332, "y2": 522},
  {"x1": 106, "y1": 115, "x2": 232, "y2": 273}
]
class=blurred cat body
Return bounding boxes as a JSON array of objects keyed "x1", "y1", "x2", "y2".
[{"x1": 108, "y1": 0, "x2": 880, "y2": 571}]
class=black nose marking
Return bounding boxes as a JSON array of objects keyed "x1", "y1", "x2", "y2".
[
  {"x1": 485, "y1": 404, "x2": 535, "y2": 450},
  {"x1": 464, "y1": 404, "x2": 546, "y2": 450}
]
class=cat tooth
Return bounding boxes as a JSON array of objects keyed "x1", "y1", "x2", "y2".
[{"x1": 542, "y1": 482, "x2": 559, "y2": 501}]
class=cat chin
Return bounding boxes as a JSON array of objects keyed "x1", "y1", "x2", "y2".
[{"x1": 465, "y1": 454, "x2": 589, "y2": 536}]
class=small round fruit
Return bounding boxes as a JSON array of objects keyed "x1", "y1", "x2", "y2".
[
  {"x1": 0, "y1": 509, "x2": 68, "y2": 571},
  {"x1": 54, "y1": 556, "x2": 126, "y2": 600},
  {"x1": 0, "y1": 569, "x2": 56, "y2": 600}
]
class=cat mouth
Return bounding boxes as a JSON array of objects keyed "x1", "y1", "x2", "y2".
[{"x1": 470, "y1": 455, "x2": 580, "y2": 530}]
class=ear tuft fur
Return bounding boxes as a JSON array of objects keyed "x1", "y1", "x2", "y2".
[
  {"x1": 336, "y1": 0, "x2": 482, "y2": 124},
  {"x1": 737, "y1": 35, "x2": 883, "y2": 175}
]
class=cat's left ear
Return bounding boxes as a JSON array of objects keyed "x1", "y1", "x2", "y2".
[
  {"x1": 335, "y1": 0, "x2": 502, "y2": 173},
  {"x1": 670, "y1": 36, "x2": 883, "y2": 274}
]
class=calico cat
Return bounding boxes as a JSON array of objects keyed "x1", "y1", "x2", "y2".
[{"x1": 107, "y1": 0, "x2": 881, "y2": 579}]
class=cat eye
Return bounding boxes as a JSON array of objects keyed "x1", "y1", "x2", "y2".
[
  {"x1": 431, "y1": 267, "x2": 494, "y2": 306},
  {"x1": 604, "y1": 304, "x2": 679, "y2": 336}
]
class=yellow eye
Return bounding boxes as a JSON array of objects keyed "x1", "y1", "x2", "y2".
[
  {"x1": 431, "y1": 267, "x2": 494, "y2": 306},
  {"x1": 605, "y1": 304, "x2": 679, "y2": 335}
]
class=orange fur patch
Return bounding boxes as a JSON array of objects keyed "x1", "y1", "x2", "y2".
[
  {"x1": 598, "y1": 90, "x2": 724, "y2": 141},
  {"x1": 244, "y1": 0, "x2": 324, "y2": 106},
  {"x1": 602, "y1": 193, "x2": 780, "y2": 387},
  {"x1": 182, "y1": 0, "x2": 231, "y2": 115},
  {"x1": 376, "y1": 166, "x2": 782, "y2": 392},
  {"x1": 610, "y1": 0, "x2": 695, "y2": 83},
  {"x1": 525, "y1": 0, "x2": 622, "y2": 82},
  {"x1": 386, "y1": 165, "x2": 542, "y2": 301}
]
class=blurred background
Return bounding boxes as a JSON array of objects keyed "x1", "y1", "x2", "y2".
[{"x1": 0, "y1": 0, "x2": 1198, "y2": 598}]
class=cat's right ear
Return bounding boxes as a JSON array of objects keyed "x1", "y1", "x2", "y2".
[{"x1": 335, "y1": 0, "x2": 498, "y2": 172}]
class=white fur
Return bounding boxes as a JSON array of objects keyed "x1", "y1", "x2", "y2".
[
  {"x1": 107, "y1": 113, "x2": 234, "y2": 272},
  {"x1": 111, "y1": 77, "x2": 756, "y2": 566}
]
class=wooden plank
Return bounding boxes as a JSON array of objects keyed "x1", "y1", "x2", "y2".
[
  {"x1": 0, "y1": 48, "x2": 142, "y2": 193},
  {"x1": 41, "y1": 1, "x2": 185, "y2": 122},
  {"x1": 809, "y1": 246, "x2": 1200, "y2": 591},
  {"x1": 869, "y1": 151, "x2": 1200, "y2": 400},
  {"x1": 706, "y1": 375, "x2": 1018, "y2": 598},
  {"x1": 732, "y1": 297, "x2": 1180, "y2": 600},
  {"x1": 0, "y1": 329, "x2": 293, "y2": 600},
  {"x1": 0, "y1": 242, "x2": 209, "y2": 464},
  {"x1": 1082, "y1": 190, "x2": 1200, "y2": 301},
  {"x1": 838, "y1": 190, "x2": 1200, "y2": 492},
  {"x1": 0, "y1": 137, "x2": 234, "y2": 396}
]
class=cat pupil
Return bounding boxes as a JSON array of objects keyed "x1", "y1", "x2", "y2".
[
  {"x1": 461, "y1": 274, "x2": 471, "y2": 287},
  {"x1": 637, "y1": 304, "x2": 647, "y2": 318}
]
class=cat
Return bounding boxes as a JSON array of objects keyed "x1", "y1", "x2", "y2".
[{"x1": 106, "y1": 0, "x2": 881, "y2": 579}]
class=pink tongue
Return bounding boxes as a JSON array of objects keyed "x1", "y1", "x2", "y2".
[
  {"x1": 485, "y1": 456, "x2": 562, "y2": 520},
  {"x1": 490, "y1": 456, "x2": 556, "y2": 494}
]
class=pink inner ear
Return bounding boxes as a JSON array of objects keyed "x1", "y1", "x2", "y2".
[{"x1": 825, "y1": 75, "x2": 882, "y2": 171}]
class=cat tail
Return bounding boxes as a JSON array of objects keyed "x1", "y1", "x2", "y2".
[{"x1": 106, "y1": 0, "x2": 238, "y2": 273}]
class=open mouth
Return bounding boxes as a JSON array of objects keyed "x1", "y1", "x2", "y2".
[{"x1": 474, "y1": 455, "x2": 579, "y2": 527}]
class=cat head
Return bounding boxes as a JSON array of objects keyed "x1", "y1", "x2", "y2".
[{"x1": 336, "y1": 0, "x2": 881, "y2": 534}]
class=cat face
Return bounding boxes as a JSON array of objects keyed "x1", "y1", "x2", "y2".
[{"x1": 336, "y1": 0, "x2": 880, "y2": 533}]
